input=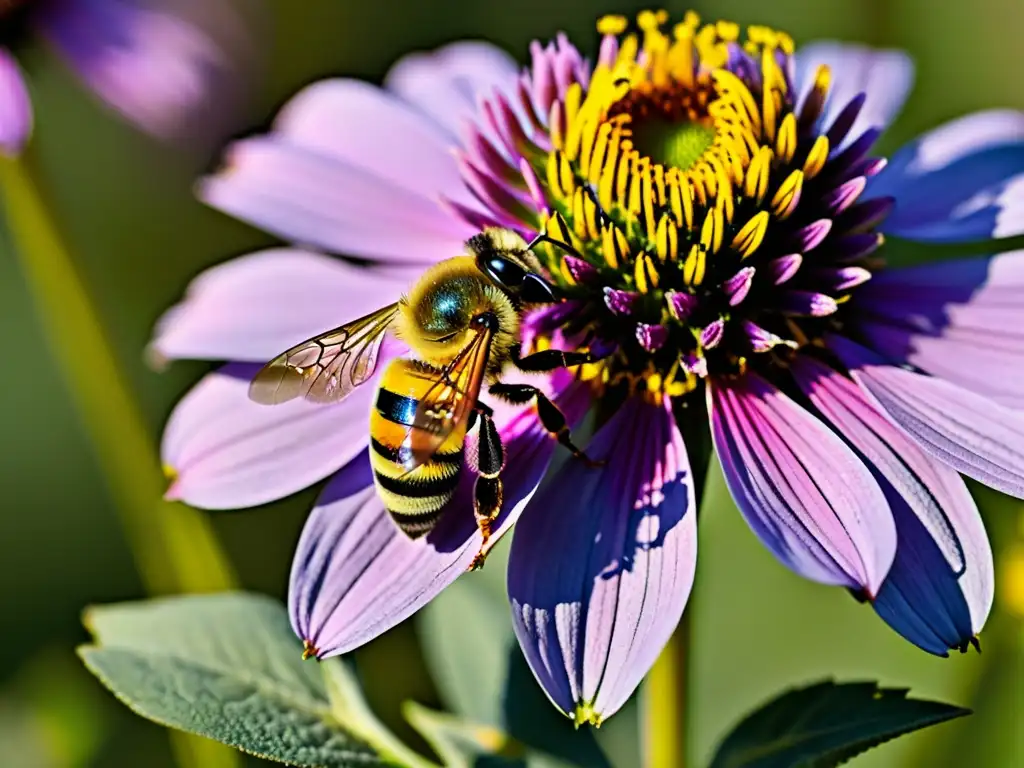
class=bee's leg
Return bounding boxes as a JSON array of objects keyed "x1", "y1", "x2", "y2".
[
  {"x1": 509, "y1": 343, "x2": 608, "y2": 372},
  {"x1": 466, "y1": 399, "x2": 492, "y2": 432},
  {"x1": 489, "y1": 382, "x2": 603, "y2": 467},
  {"x1": 469, "y1": 406, "x2": 504, "y2": 571}
]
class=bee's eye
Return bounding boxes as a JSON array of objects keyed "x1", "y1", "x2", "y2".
[{"x1": 483, "y1": 255, "x2": 527, "y2": 288}]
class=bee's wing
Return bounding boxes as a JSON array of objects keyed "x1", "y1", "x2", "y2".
[
  {"x1": 402, "y1": 324, "x2": 494, "y2": 471},
  {"x1": 249, "y1": 303, "x2": 400, "y2": 405}
]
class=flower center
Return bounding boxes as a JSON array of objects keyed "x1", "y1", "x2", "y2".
[
  {"x1": 631, "y1": 119, "x2": 716, "y2": 171},
  {"x1": 518, "y1": 10, "x2": 891, "y2": 400}
]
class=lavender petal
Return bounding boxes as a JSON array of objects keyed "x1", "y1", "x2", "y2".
[
  {"x1": 149, "y1": 249, "x2": 413, "y2": 364},
  {"x1": 708, "y1": 373, "x2": 896, "y2": 594},
  {"x1": 856, "y1": 250, "x2": 1024, "y2": 408},
  {"x1": 830, "y1": 334, "x2": 1024, "y2": 498},
  {"x1": 508, "y1": 396, "x2": 696, "y2": 722},
  {"x1": 161, "y1": 362, "x2": 384, "y2": 509},
  {"x1": 792, "y1": 355, "x2": 993, "y2": 652},
  {"x1": 383, "y1": 41, "x2": 518, "y2": 140},
  {"x1": 870, "y1": 110, "x2": 1024, "y2": 242},
  {"x1": 794, "y1": 42, "x2": 914, "y2": 149}
]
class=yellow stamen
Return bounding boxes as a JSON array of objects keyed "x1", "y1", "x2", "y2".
[
  {"x1": 655, "y1": 213, "x2": 679, "y2": 261},
  {"x1": 771, "y1": 169, "x2": 804, "y2": 220},
  {"x1": 775, "y1": 113, "x2": 797, "y2": 164},
  {"x1": 731, "y1": 211, "x2": 770, "y2": 258},
  {"x1": 683, "y1": 243, "x2": 705, "y2": 285},
  {"x1": 700, "y1": 207, "x2": 723, "y2": 254},
  {"x1": 803, "y1": 135, "x2": 830, "y2": 179},
  {"x1": 744, "y1": 146, "x2": 772, "y2": 203},
  {"x1": 634, "y1": 251, "x2": 660, "y2": 293}
]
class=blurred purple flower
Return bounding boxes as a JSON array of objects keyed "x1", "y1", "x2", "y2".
[
  {"x1": 152, "y1": 10, "x2": 1024, "y2": 721},
  {"x1": 0, "y1": 0, "x2": 254, "y2": 154}
]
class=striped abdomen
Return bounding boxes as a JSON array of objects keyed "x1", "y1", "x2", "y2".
[{"x1": 369, "y1": 359, "x2": 466, "y2": 538}]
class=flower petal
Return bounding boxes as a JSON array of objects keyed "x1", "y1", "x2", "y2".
[
  {"x1": 795, "y1": 42, "x2": 914, "y2": 149},
  {"x1": 708, "y1": 373, "x2": 895, "y2": 595},
  {"x1": 791, "y1": 355, "x2": 993, "y2": 653},
  {"x1": 383, "y1": 41, "x2": 519, "y2": 139},
  {"x1": 162, "y1": 361, "x2": 385, "y2": 509},
  {"x1": 507, "y1": 396, "x2": 696, "y2": 723},
  {"x1": 830, "y1": 334, "x2": 1024, "y2": 498},
  {"x1": 289, "y1": 374, "x2": 591, "y2": 657},
  {"x1": 869, "y1": 110, "x2": 1024, "y2": 242},
  {"x1": 0, "y1": 48, "x2": 31, "y2": 156},
  {"x1": 271, "y1": 78, "x2": 475, "y2": 207},
  {"x1": 855, "y1": 250, "x2": 1024, "y2": 409},
  {"x1": 199, "y1": 136, "x2": 474, "y2": 263},
  {"x1": 38, "y1": 0, "x2": 253, "y2": 142},
  {"x1": 150, "y1": 248, "x2": 413, "y2": 364}
]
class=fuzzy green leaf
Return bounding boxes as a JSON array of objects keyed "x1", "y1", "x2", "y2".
[
  {"x1": 709, "y1": 680, "x2": 970, "y2": 768},
  {"x1": 78, "y1": 592, "x2": 399, "y2": 767}
]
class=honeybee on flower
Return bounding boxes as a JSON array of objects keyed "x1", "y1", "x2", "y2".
[{"x1": 154, "y1": 10, "x2": 1024, "y2": 723}]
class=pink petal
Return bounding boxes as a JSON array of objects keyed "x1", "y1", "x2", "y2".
[
  {"x1": 0, "y1": 48, "x2": 31, "y2": 155},
  {"x1": 289, "y1": 374, "x2": 591, "y2": 657},
  {"x1": 38, "y1": 0, "x2": 255, "y2": 142},
  {"x1": 508, "y1": 396, "x2": 696, "y2": 722},
  {"x1": 199, "y1": 136, "x2": 474, "y2": 263},
  {"x1": 150, "y1": 248, "x2": 414, "y2": 364},
  {"x1": 708, "y1": 373, "x2": 896, "y2": 595},
  {"x1": 271, "y1": 78, "x2": 476, "y2": 207},
  {"x1": 162, "y1": 360, "x2": 388, "y2": 509},
  {"x1": 383, "y1": 41, "x2": 519, "y2": 139}
]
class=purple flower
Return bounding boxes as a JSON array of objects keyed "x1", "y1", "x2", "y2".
[
  {"x1": 0, "y1": 0, "x2": 253, "y2": 154},
  {"x1": 153, "y1": 10, "x2": 1024, "y2": 722}
]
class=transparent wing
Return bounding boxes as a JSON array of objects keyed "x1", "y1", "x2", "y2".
[
  {"x1": 248, "y1": 303, "x2": 399, "y2": 405},
  {"x1": 401, "y1": 325, "x2": 494, "y2": 471}
]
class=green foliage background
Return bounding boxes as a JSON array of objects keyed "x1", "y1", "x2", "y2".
[{"x1": 0, "y1": 0, "x2": 1020, "y2": 765}]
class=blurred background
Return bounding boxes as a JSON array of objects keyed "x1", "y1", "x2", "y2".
[{"x1": 1, "y1": 0, "x2": 1021, "y2": 765}]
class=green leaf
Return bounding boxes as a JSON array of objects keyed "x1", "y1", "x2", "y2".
[
  {"x1": 78, "y1": 592, "x2": 410, "y2": 767},
  {"x1": 709, "y1": 680, "x2": 970, "y2": 768},
  {"x1": 420, "y1": 570, "x2": 509, "y2": 727},
  {"x1": 404, "y1": 703, "x2": 577, "y2": 768},
  {"x1": 420, "y1": 574, "x2": 609, "y2": 767}
]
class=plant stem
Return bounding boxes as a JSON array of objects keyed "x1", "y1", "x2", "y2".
[
  {"x1": 0, "y1": 154, "x2": 238, "y2": 767},
  {"x1": 642, "y1": 609, "x2": 690, "y2": 768}
]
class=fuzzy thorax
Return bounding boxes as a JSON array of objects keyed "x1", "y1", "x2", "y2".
[{"x1": 395, "y1": 255, "x2": 520, "y2": 377}]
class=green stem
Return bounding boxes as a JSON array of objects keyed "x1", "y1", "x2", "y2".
[
  {"x1": 0, "y1": 154, "x2": 239, "y2": 766},
  {"x1": 642, "y1": 610, "x2": 690, "y2": 768},
  {"x1": 642, "y1": 399, "x2": 709, "y2": 768}
]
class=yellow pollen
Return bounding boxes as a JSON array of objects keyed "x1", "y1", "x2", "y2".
[{"x1": 597, "y1": 14, "x2": 628, "y2": 35}]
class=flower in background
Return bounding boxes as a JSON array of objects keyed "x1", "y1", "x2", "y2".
[
  {"x1": 0, "y1": 0, "x2": 255, "y2": 155},
  {"x1": 153, "y1": 10, "x2": 1024, "y2": 723}
]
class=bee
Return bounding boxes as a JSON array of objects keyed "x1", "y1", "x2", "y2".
[{"x1": 249, "y1": 227, "x2": 603, "y2": 568}]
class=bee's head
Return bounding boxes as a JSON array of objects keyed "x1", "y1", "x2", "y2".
[{"x1": 467, "y1": 228, "x2": 558, "y2": 304}]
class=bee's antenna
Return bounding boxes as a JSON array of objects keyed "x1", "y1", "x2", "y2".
[{"x1": 526, "y1": 232, "x2": 583, "y2": 260}]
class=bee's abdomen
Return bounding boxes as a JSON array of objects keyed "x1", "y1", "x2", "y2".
[{"x1": 369, "y1": 360, "x2": 466, "y2": 538}]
